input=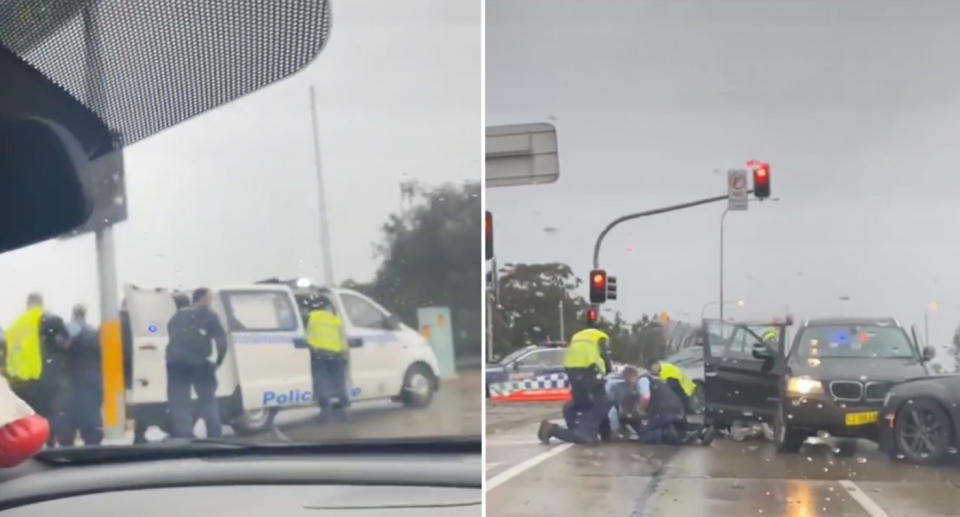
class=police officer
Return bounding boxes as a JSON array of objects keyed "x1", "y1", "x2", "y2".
[
  {"x1": 305, "y1": 296, "x2": 349, "y2": 418},
  {"x1": 538, "y1": 328, "x2": 612, "y2": 445},
  {"x1": 4, "y1": 293, "x2": 68, "y2": 447},
  {"x1": 649, "y1": 359, "x2": 698, "y2": 414},
  {"x1": 165, "y1": 288, "x2": 227, "y2": 439},
  {"x1": 57, "y1": 304, "x2": 103, "y2": 446},
  {"x1": 633, "y1": 368, "x2": 714, "y2": 445}
]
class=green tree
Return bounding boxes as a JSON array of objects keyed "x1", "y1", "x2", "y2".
[{"x1": 344, "y1": 181, "x2": 481, "y2": 358}]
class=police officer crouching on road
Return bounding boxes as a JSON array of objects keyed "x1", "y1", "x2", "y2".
[
  {"x1": 165, "y1": 288, "x2": 227, "y2": 439},
  {"x1": 538, "y1": 328, "x2": 613, "y2": 445},
  {"x1": 631, "y1": 365, "x2": 715, "y2": 446},
  {"x1": 305, "y1": 296, "x2": 349, "y2": 420}
]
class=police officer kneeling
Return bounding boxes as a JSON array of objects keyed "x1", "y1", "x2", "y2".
[
  {"x1": 537, "y1": 328, "x2": 612, "y2": 445},
  {"x1": 630, "y1": 368, "x2": 715, "y2": 446}
]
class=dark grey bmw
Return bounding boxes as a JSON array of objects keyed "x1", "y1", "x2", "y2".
[{"x1": 879, "y1": 374, "x2": 960, "y2": 464}]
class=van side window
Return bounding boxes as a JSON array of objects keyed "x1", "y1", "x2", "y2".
[
  {"x1": 222, "y1": 291, "x2": 298, "y2": 332},
  {"x1": 341, "y1": 293, "x2": 389, "y2": 329}
]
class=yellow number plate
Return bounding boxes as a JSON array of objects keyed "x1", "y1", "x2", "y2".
[{"x1": 845, "y1": 411, "x2": 878, "y2": 426}]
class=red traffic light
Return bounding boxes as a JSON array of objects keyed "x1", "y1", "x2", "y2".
[
  {"x1": 589, "y1": 269, "x2": 607, "y2": 303},
  {"x1": 749, "y1": 161, "x2": 771, "y2": 199},
  {"x1": 485, "y1": 211, "x2": 493, "y2": 260},
  {"x1": 587, "y1": 307, "x2": 599, "y2": 325}
]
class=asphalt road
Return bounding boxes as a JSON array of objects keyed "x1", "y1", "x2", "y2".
[
  {"x1": 486, "y1": 402, "x2": 960, "y2": 517},
  {"x1": 127, "y1": 371, "x2": 481, "y2": 444},
  {"x1": 275, "y1": 370, "x2": 482, "y2": 441}
]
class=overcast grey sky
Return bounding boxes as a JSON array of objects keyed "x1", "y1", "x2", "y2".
[
  {"x1": 0, "y1": 0, "x2": 479, "y2": 324},
  {"x1": 487, "y1": 0, "x2": 960, "y2": 358}
]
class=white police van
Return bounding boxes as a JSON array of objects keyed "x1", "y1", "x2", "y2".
[{"x1": 123, "y1": 283, "x2": 441, "y2": 439}]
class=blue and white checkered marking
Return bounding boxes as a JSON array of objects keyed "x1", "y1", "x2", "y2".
[{"x1": 489, "y1": 372, "x2": 570, "y2": 396}]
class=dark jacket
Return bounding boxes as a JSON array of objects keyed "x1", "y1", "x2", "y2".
[
  {"x1": 165, "y1": 306, "x2": 227, "y2": 368},
  {"x1": 67, "y1": 322, "x2": 102, "y2": 389},
  {"x1": 639, "y1": 374, "x2": 685, "y2": 422},
  {"x1": 40, "y1": 314, "x2": 70, "y2": 387}
]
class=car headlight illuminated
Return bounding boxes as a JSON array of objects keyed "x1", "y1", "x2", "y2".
[{"x1": 786, "y1": 376, "x2": 824, "y2": 395}]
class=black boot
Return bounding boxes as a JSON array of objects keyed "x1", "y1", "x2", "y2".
[{"x1": 537, "y1": 421, "x2": 554, "y2": 444}]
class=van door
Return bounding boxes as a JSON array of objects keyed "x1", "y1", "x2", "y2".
[
  {"x1": 219, "y1": 288, "x2": 313, "y2": 411},
  {"x1": 334, "y1": 291, "x2": 403, "y2": 400},
  {"x1": 702, "y1": 320, "x2": 782, "y2": 426},
  {"x1": 125, "y1": 286, "x2": 176, "y2": 405}
]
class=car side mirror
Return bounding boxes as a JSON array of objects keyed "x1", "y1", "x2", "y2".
[
  {"x1": 512, "y1": 361, "x2": 520, "y2": 371},
  {"x1": 383, "y1": 314, "x2": 400, "y2": 330},
  {"x1": 293, "y1": 337, "x2": 309, "y2": 349},
  {"x1": 922, "y1": 346, "x2": 936, "y2": 361},
  {"x1": 348, "y1": 337, "x2": 364, "y2": 348},
  {"x1": 752, "y1": 343, "x2": 774, "y2": 360}
]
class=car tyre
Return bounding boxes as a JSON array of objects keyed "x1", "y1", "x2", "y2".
[
  {"x1": 231, "y1": 407, "x2": 278, "y2": 436},
  {"x1": 774, "y1": 403, "x2": 807, "y2": 453},
  {"x1": 893, "y1": 398, "x2": 953, "y2": 465},
  {"x1": 401, "y1": 364, "x2": 435, "y2": 408}
]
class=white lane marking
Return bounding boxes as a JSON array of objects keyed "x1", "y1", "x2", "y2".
[
  {"x1": 486, "y1": 443, "x2": 573, "y2": 491},
  {"x1": 838, "y1": 480, "x2": 891, "y2": 517},
  {"x1": 486, "y1": 438, "x2": 545, "y2": 446}
]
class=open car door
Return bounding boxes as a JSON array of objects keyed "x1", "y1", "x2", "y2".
[
  {"x1": 124, "y1": 286, "x2": 177, "y2": 405},
  {"x1": 218, "y1": 286, "x2": 313, "y2": 412},
  {"x1": 702, "y1": 319, "x2": 786, "y2": 427}
]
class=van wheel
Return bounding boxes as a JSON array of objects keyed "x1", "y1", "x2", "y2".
[
  {"x1": 231, "y1": 407, "x2": 278, "y2": 436},
  {"x1": 402, "y1": 364, "x2": 435, "y2": 408}
]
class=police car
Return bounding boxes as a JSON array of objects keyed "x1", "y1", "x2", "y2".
[
  {"x1": 486, "y1": 342, "x2": 569, "y2": 402},
  {"x1": 123, "y1": 283, "x2": 440, "y2": 439}
]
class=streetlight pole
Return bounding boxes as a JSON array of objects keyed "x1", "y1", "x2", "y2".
[
  {"x1": 719, "y1": 208, "x2": 730, "y2": 321},
  {"x1": 309, "y1": 85, "x2": 335, "y2": 286},
  {"x1": 558, "y1": 298, "x2": 565, "y2": 340}
]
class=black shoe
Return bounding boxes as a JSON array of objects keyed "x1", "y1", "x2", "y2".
[{"x1": 537, "y1": 421, "x2": 554, "y2": 444}]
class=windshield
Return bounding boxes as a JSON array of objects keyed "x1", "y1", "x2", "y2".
[
  {"x1": 794, "y1": 324, "x2": 916, "y2": 359},
  {"x1": 498, "y1": 346, "x2": 534, "y2": 365},
  {"x1": 0, "y1": 0, "x2": 480, "y2": 460}
]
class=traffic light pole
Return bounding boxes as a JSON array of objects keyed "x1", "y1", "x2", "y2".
[{"x1": 592, "y1": 193, "x2": 741, "y2": 268}]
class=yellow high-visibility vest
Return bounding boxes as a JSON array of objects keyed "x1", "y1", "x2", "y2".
[
  {"x1": 5, "y1": 307, "x2": 44, "y2": 381},
  {"x1": 658, "y1": 361, "x2": 697, "y2": 397},
  {"x1": 563, "y1": 328, "x2": 609, "y2": 374},
  {"x1": 306, "y1": 310, "x2": 346, "y2": 353}
]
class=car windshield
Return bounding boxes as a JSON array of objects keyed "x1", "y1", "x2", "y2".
[
  {"x1": 795, "y1": 324, "x2": 916, "y2": 359},
  {"x1": 0, "y1": 0, "x2": 480, "y2": 457},
  {"x1": 498, "y1": 347, "x2": 534, "y2": 365}
]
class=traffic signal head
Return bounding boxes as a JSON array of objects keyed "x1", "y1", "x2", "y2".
[
  {"x1": 589, "y1": 269, "x2": 607, "y2": 303},
  {"x1": 606, "y1": 275, "x2": 618, "y2": 301},
  {"x1": 752, "y1": 162, "x2": 770, "y2": 199},
  {"x1": 586, "y1": 306, "x2": 599, "y2": 326},
  {"x1": 485, "y1": 211, "x2": 493, "y2": 260}
]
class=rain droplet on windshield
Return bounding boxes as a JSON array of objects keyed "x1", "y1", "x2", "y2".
[
  {"x1": 818, "y1": 430, "x2": 830, "y2": 439},
  {"x1": 856, "y1": 456, "x2": 867, "y2": 464}
]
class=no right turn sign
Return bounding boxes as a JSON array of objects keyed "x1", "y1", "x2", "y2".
[{"x1": 728, "y1": 169, "x2": 748, "y2": 210}]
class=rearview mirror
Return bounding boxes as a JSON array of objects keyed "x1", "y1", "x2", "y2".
[{"x1": 922, "y1": 346, "x2": 936, "y2": 361}]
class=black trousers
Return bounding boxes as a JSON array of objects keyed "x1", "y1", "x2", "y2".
[
  {"x1": 53, "y1": 382, "x2": 103, "y2": 446},
  {"x1": 166, "y1": 363, "x2": 222, "y2": 439},
  {"x1": 550, "y1": 368, "x2": 611, "y2": 444},
  {"x1": 312, "y1": 352, "x2": 348, "y2": 411}
]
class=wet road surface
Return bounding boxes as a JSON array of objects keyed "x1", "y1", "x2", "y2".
[
  {"x1": 276, "y1": 371, "x2": 481, "y2": 441},
  {"x1": 125, "y1": 371, "x2": 481, "y2": 444},
  {"x1": 486, "y1": 403, "x2": 960, "y2": 516}
]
